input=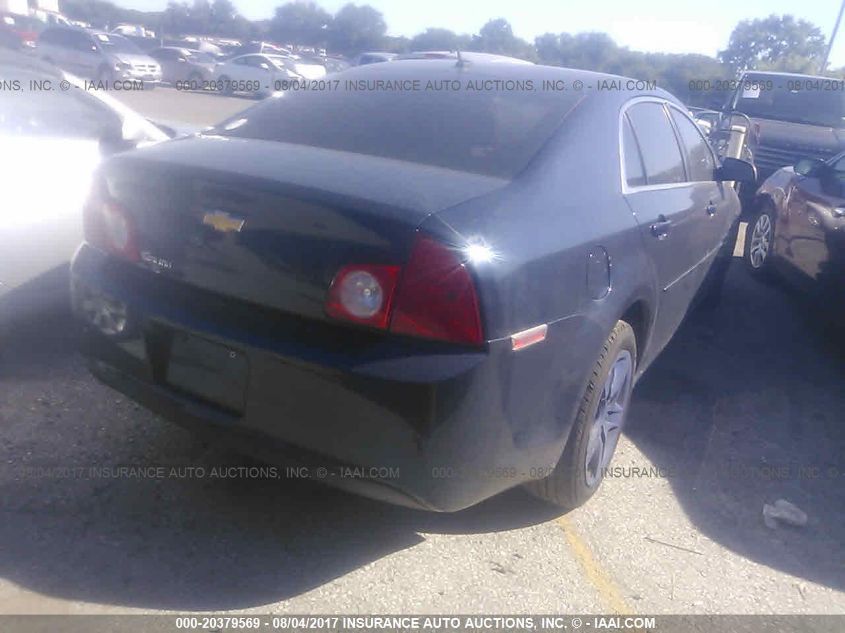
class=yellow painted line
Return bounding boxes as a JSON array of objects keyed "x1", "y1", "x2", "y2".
[
  {"x1": 733, "y1": 221, "x2": 748, "y2": 257},
  {"x1": 556, "y1": 516, "x2": 634, "y2": 615}
]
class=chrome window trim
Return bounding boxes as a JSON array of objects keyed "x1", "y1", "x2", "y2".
[
  {"x1": 665, "y1": 101, "x2": 719, "y2": 182},
  {"x1": 619, "y1": 96, "x2": 717, "y2": 195}
]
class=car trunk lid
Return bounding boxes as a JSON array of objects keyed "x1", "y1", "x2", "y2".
[{"x1": 100, "y1": 136, "x2": 508, "y2": 322}]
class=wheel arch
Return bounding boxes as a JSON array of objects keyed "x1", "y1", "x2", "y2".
[{"x1": 619, "y1": 299, "x2": 650, "y2": 368}]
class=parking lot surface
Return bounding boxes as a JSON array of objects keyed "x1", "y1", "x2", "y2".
[
  {"x1": 0, "y1": 87, "x2": 843, "y2": 615},
  {"x1": 114, "y1": 85, "x2": 253, "y2": 129}
]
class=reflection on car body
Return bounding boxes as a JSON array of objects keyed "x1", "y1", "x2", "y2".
[{"x1": 71, "y1": 60, "x2": 752, "y2": 511}]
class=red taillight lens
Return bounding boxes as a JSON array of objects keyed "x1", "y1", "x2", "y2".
[
  {"x1": 83, "y1": 184, "x2": 140, "y2": 262},
  {"x1": 325, "y1": 264, "x2": 400, "y2": 329},
  {"x1": 391, "y1": 236, "x2": 483, "y2": 346},
  {"x1": 325, "y1": 235, "x2": 484, "y2": 346}
]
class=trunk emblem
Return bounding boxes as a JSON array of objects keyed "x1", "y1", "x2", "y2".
[{"x1": 202, "y1": 210, "x2": 245, "y2": 233}]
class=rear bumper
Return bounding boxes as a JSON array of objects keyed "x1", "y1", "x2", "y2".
[{"x1": 71, "y1": 245, "x2": 568, "y2": 511}]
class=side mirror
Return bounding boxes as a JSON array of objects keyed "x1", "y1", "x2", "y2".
[
  {"x1": 795, "y1": 158, "x2": 826, "y2": 177},
  {"x1": 715, "y1": 157, "x2": 757, "y2": 184},
  {"x1": 98, "y1": 118, "x2": 147, "y2": 155},
  {"x1": 177, "y1": 56, "x2": 187, "y2": 62},
  {"x1": 259, "y1": 63, "x2": 270, "y2": 71},
  {"x1": 98, "y1": 126, "x2": 135, "y2": 156}
]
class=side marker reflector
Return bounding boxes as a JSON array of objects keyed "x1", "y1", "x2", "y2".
[{"x1": 511, "y1": 324, "x2": 548, "y2": 351}]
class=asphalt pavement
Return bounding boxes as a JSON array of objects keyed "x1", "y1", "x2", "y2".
[{"x1": 0, "y1": 86, "x2": 842, "y2": 615}]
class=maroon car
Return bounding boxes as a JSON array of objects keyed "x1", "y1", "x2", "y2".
[
  {"x1": 0, "y1": 13, "x2": 42, "y2": 50},
  {"x1": 745, "y1": 152, "x2": 845, "y2": 305}
]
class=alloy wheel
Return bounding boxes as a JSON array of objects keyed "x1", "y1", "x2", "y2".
[
  {"x1": 749, "y1": 213, "x2": 772, "y2": 269},
  {"x1": 585, "y1": 349, "x2": 633, "y2": 487}
]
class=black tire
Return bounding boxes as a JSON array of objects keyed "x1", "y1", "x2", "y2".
[
  {"x1": 523, "y1": 320, "x2": 637, "y2": 509},
  {"x1": 744, "y1": 202, "x2": 776, "y2": 278}
]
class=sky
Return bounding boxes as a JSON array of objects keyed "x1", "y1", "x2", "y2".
[{"x1": 119, "y1": 0, "x2": 845, "y2": 67}]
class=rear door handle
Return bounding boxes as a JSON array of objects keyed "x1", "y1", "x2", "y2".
[
  {"x1": 706, "y1": 202, "x2": 717, "y2": 216},
  {"x1": 650, "y1": 215, "x2": 671, "y2": 239}
]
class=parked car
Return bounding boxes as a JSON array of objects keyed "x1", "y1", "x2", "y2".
[
  {"x1": 148, "y1": 46, "x2": 216, "y2": 86},
  {"x1": 0, "y1": 12, "x2": 43, "y2": 50},
  {"x1": 70, "y1": 61, "x2": 753, "y2": 511},
  {"x1": 0, "y1": 51, "x2": 169, "y2": 330},
  {"x1": 396, "y1": 51, "x2": 533, "y2": 65},
  {"x1": 111, "y1": 23, "x2": 154, "y2": 39},
  {"x1": 212, "y1": 53, "x2": 306, "y2": 97},
  {"x1": 354, "y1": 51, "x2": 396, "y2": 65},
  {"x1": 323, "y1": 56, "x2": 350, "y2": 73},
  {"x1": 37, "y1": 27, "x2": 162, "y2": 86},
  {"x1": 745, "y1": 153, "x2": 845, "y2": 306},
  {"x1": 227, "y1": 40, "x2": 291, "y2": 58},
  {"x1": 713, "y1": 71, "x2": 845, "y2": 184}
]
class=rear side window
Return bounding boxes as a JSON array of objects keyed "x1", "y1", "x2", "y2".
[
  {"x1": 669, "y1": 107, "x2": 715, "y2": 182},
  {"x1": 621, "y1": 115, "x2": 646, "y2": 188},
  {"x1": 626, "y1": 102, "x2": 685, "y2": 186}
]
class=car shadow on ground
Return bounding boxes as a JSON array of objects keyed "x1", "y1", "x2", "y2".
[
  {"x1": 624, "y1": 263, "x2": 845, "y2": 592},
  {"x1": 0, "y1": 313, "x2": 560, "y2": 611},
  {"x1": 0, "y1": 262, "x2": 842, "y2": 611}
]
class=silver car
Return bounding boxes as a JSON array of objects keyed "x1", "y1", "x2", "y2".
[
  {"x1": 0, "y1": 51, "x2": 169, "y2": 329},
  {"x1": 37, "y1": 27, "x2": 161, "y2": 86}
]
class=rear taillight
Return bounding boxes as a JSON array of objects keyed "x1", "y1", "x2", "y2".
[
  {"x1": 325, "y1": 264, "x2": 400, "y2": 329},
  {"x1": 325, "y1": 235, "x2": 484, "y2": 346},
  {"x1": 391, "y1": 236, "x2": 483, "y2": 345},
  {"x1": 83, "y1": 183, "x2": 140, "y2": 262}
]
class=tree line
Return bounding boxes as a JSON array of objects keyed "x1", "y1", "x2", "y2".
[{"x1": 59, "y1": 0, "x2": 834, "y2": 106}]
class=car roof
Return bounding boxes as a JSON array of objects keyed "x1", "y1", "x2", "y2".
[{"x1": 344, "y1": 59, "x2": 675, "y2": 101}]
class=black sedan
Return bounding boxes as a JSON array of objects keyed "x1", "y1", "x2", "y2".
[
  {"x1": 746, "y1": 153, "x2": 845, "y2": 306},
  {"x1": 71, "y1": 61, "x2": 753, "y2": 511}
]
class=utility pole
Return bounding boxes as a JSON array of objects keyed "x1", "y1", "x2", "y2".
[{"x1": 821, "y1": 0, "x2": 845, "y2": 73}]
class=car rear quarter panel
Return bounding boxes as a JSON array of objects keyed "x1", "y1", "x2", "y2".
[{"x1": 424, "y1": 92, "x2": 656, "y2": 457}]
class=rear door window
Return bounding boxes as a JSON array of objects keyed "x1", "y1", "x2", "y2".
[
  {"x1": 626, "y1": 102, "x2": 685, "y2": 186},
  {"x1": 621, "y1": 115, "x2": 646, "y2": 188},
  {"x1": 669, "y1": 107, "x2": 716, "y2": 182}
]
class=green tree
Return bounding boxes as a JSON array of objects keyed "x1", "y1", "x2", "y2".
[
  {"x1": 326, "y1": 3, "x2": 386, "y2": 56},
  {"x1": 209, "y1": 0, "x2": 236, "y2": 34},
  {"x1": 409, "y1": 27, "x2": 470, "y2": 52},
  {"x1": 270, "y1": 1, "x2": 331, "y2": 46},
  {"x1": 471, "y1": 18, "x2": 535, "y2": 61},
  {"x1": 719, "y1": 14, "x2": 826, "y2": 72}
]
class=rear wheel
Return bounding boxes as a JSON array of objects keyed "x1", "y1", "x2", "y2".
[
  {"x1": 523, "y1": 320, "x2": 637, "y2": 509},
  {"x1": 744, "y1": 203, "x2": 776, "y2": 278}
]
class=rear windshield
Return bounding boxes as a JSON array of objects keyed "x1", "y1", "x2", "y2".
[
  {"x1": 214, "y1": 82, "x2": 582, "y2": 178},
  {"x1": 733, "y1": 75, "x2": 845, "y2": 128}
]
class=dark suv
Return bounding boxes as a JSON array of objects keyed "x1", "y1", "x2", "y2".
[{"x1": 722, "y1": 71, "x2": 845, "y2": 183}]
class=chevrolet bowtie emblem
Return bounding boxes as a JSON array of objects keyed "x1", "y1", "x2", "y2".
[{"x1": 202, "y1": 210, "x2": 245, "y2": 233}]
